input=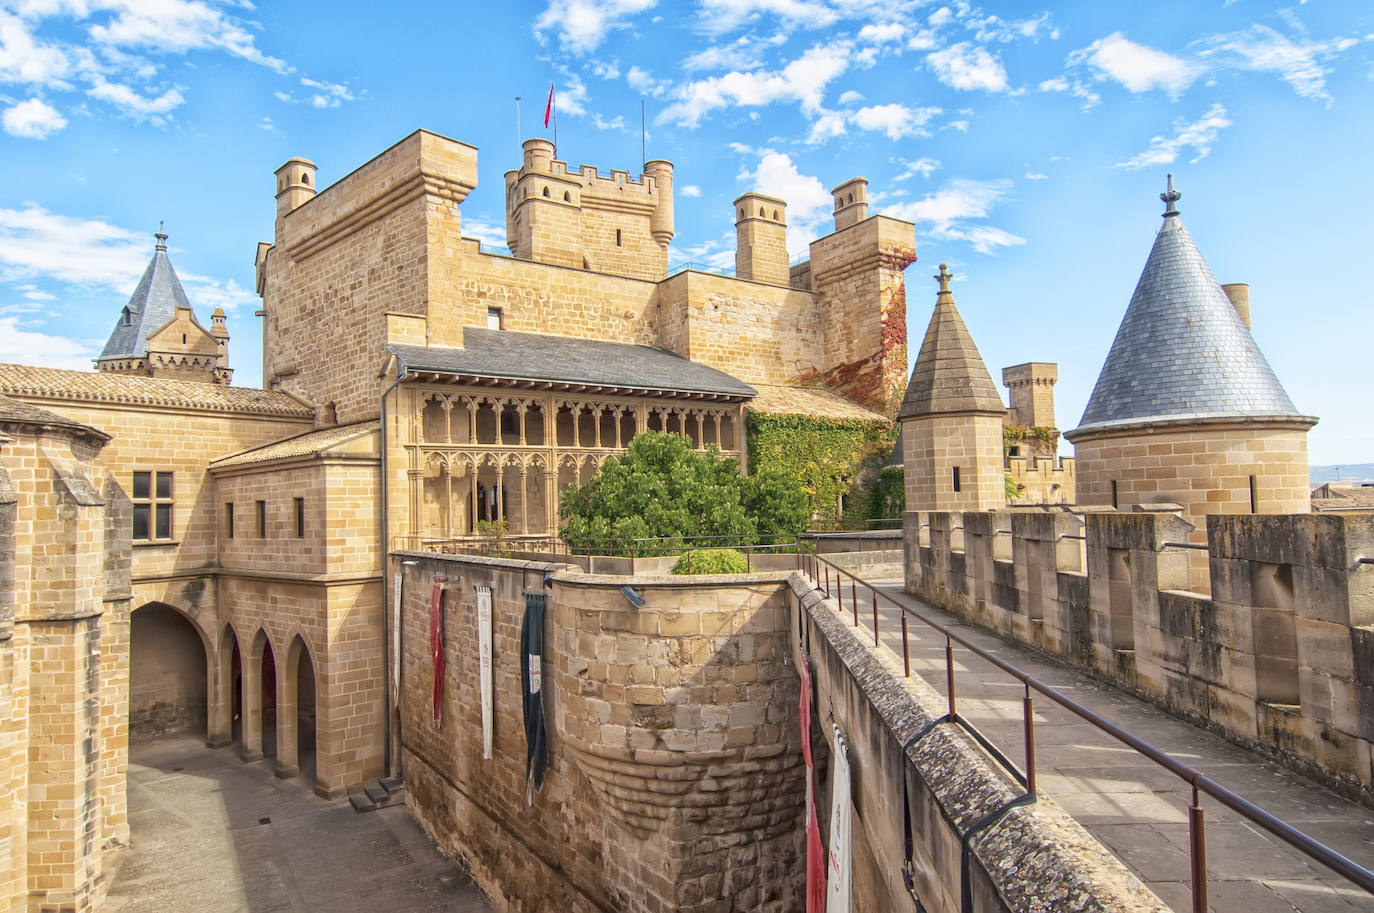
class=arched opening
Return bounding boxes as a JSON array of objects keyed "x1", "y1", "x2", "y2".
[
  {"x1": 216, "y1": 624, "x2": 243, "y2": 748},
  {"x1": 129, "y1": 603, "x2": 208, "y2": 742},
  {"x1": 254, "y1": 631, "x2": 278, "y2": 761},
  {"x1": 282, "y1": 636, "x2": 318, "y2": 785}
]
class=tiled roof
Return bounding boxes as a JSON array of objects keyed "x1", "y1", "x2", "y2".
[
  {"x1": 99, "y1": 232, "x2": 193, "y2": 360},
  {"x1": 0, "y1": 393, "x2": 108, "y2": 439},
  {"x1": 898, "y1": 266, "x2": 1004, "y2": 420},
  {"x1": 748, "y1": 384, "x2": 888, "y2": 423},
  {"x1": 0, "y1": 363, "x2": 313, "y2": 417},
  {"x1": 211, "y1": 420, "x2": 379, "y2": 467},
  {"x1": 1072, "y1": 199, "x2": 1308, "y2": 435},
  {"x1": 390, "y1": 328, "x2": 756, "y2": 399}
]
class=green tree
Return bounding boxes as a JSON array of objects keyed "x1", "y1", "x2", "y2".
[{"x1": 559, "y1": 431, "x2": 809, "y2": 553}]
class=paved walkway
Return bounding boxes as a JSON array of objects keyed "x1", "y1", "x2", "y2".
[
  {"x1": 106, "y1": 736, "x2": 491, "y2": 913},
  {"x1": 855, "y1": 579, "x2": 1374, "y2": 913}
]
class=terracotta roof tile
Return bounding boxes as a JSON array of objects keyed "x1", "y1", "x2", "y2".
[
  {"x1": 748, "y1": 384, "x2": 888, "y2": 423},
  {"x1": 211, "y1": 421, "x2": 379, "y2": 467},
  {"x1": 0, "y1": 393, "x2": 108, "y2": 440},
  {"x1": 0, "y1": 363, "x2": 313, "y2": 417}
]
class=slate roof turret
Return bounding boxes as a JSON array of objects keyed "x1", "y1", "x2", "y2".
[
  {"x1": 99, "y1": 227, "x2": 193, "y2": 361},
  {"x1": 1070, "y1": 177, "x2": 1310, "y2": 436},
  {"x1": 897, "y1": 264, "x2": 1004, "y2": 419}
]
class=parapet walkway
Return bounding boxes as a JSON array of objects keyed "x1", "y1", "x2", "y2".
[
  {"x1": 106, "y1": 736, "x2": 491, "y2": 913},
  {"x1": 866, "y1": 580, "x2": 1374, "y2": 913}
]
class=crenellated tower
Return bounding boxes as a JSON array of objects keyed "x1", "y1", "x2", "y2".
[{"x1": 504, "y1": 139, "x2": 674, "y2": 281}]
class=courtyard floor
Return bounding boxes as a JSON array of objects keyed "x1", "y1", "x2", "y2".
[{"x1": 106, "y1": 736, "x2": 492, "y2": 913}]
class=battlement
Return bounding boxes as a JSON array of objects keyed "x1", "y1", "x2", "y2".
[
  {"x1": 1007, "y1": 454, "x2": 1074, "y2": 505},
  {"x1": 903, "y1": 508, "x2": 1374, "y2": 804},
  {"x1": 504, "y1": 138, "x2": 673, "y2": 280}
]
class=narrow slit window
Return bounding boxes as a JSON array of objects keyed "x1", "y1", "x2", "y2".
[
  {"x1": 1249, "y1": 475, "x2": 1258, "y2": 513},
  {"x1": 225, "y1": 503, "x2": 235, "y2": 539},
  {"x1": 256, "y1": 500, "x2": 267, "y2": 537},
  {"x1": 952, "y1": 466, "x2": 962, "y2": 492},
  {"x1": 1110, "y1": 480, "x2": 1119, "y2": 508},
  {"x1": 615, "y1": 228, "x2": 622, "y2": 246},
  {"x1": 294, "y1": 497, "x2": 305, "y2": 538}
]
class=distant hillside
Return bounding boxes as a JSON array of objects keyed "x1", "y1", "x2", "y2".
[{"x1": 1310, "y1": 464, "x2": 1374, "y2": 486}]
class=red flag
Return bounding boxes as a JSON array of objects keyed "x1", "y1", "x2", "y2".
[
  {"x1": 430, "y1": 577, "x2": 445, "y2": 725},
  {"x1": 543, "y1": 82, "x2": 554, "y2": 128}
]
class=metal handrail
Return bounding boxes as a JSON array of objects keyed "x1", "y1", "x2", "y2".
[{"x1": 794, "y1": 551, "x2": 1374, "y2": 912}]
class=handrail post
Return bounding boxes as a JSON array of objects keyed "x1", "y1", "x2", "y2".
[
  {"x1": 1189, "y1": 787, "x2": 1208, "y2": 913},
  {"x1": 1023, "y1": 685, "x2": 1036, "y2": 795},
  {"x1": 945, "y1": 636, "x2": 957, "y2": 719},
  {"x1": 900, "y1": 611, "x2": 910, "y2": 677},
  {"x1": 871, "y1": 590, "x2": 879, "y2": 646},
  {"x1": 851, "y1": 579, "x2": 858, "y2": 626}
]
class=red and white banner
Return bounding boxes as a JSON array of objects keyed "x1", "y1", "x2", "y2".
[
  {"x1": 429, "y1": 577, "x2": 445, "y2": 725},
  {"x1": 476, "y1": 584, "x2": 494, "y2": 760},
  {"x1": 798, "y1": 654, "x2": 826, "y2": 912}
]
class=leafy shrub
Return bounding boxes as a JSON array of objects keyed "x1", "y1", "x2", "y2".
[{"x1": 671, "y1": 549, "x2": 750, "y2": 575}]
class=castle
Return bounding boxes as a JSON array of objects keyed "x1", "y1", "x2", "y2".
[{"x1": 0, "y1": 121, "x2": 1344, "y2": 912}]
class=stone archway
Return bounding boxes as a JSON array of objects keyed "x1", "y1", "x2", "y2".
[
  {"x1": 129, "y1": 603, "x2": 209, "y2": 742},
  {"x1": 209, "y1": 624, "x2": 241, "y2": 749},
  {"x1": 277, "y1": 635, "x2": 318, "y2": 783},
  {"x1": 241, "y1": 629, "x2": 277, "y2": 763}
]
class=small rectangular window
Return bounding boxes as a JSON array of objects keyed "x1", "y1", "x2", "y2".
[
  {"x1": 256, "y1": 500, "x2": 267, "y2": 537},
  {"x1": 132, "y1": 471, "x2": 174, "y2": 542},
  {"x1": 225, "y1": 503, "x2": 235, "y2": 539},
  {"x1": 615, "y1": 228, "x2": 622, "y2": 246},
  {"x1": 1110, "y1": 480, "x2": 1119, "y2": 508},
  {"x1": 1249, "y1": 475, "x2": 1258, "y2": 513},
  {"x1": 487, "y1": 306, "x2": 502, "y2": 330},
  {"x1": 952, "y1": 466, "x2": 962, "y2": 492},
  {"x1": 294, "y1": 497, "x2": 305, "y2": 538}
]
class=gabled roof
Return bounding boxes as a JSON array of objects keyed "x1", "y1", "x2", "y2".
[
  {"x1": 748, "y1": 384, "x2": 888, "y2": 423},
  {"x1": 898, "y1": 264, "x2": 1004, "y2": 420},
  {"x1": 389, "y1": 328, "x2": 756, "y2": 400},
  {"x1": 99, "y1": 230, "x2": 193, "y2": 360},
  {"x1": 0, "y1": 363, "x2": 313, "y2": 417},
  {"x1": 1072, "y1": 181, "x2": 1309, "y2": 435},
  {"x1": 211, "y1": 420, "x2": 379, "y2": 468}
]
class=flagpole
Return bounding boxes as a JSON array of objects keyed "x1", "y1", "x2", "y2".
[{"x1": 515, "y1": 95, "x2": 521, "y2": 150}]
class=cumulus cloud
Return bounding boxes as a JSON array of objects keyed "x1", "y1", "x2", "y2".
[
  {"x1": 1115, "y1": 102, "x2": 1232, "y2": 170},
  {"x1": 682, "y1": 35, "x2": 771, "y2": 71},
  {"x1": 738, "y1": 148, "x2": 831, "y2": 253},
  {"x1": 534, "y1": 0, "x2": 658, "y2": 54},
  {"x1": 460, "y1": 217, "x2": 511, "y2": 252},
  {"x1": 659, "y1": 42, "x2": 851, "y2": 127},
  {"x1": 0, "y1": 316, "x2": 99, "y2": 371},
  {"x1": 893, "y1": 156, "x2": 940, "y2": 181},
  {"x1": 926, "y1": 42, "x2": 1009, "y2": 92},
  {"x1": 857, "y1": 22, "x2": 903, "y2": 44},
  {"x1": 0, "y1": 10, "x2": 73, "y2": 86},
  {"x1": 886, "y1": 178, "x2": 1025, "y2": 253},
  {"x1": 87, "y1": 78, "x2": 184, "y2": 120},
  {"x1": 681, "y1": 184, "x2": 702, "y2": 197},
  {"x1": 2, "y1": 97, "x2": 67, "y2": 138},
  {"x1": 695, "y1": 0, "x2": 839, "y2": 35},
  {"x1": 84, "y1": 0, "x2": 289, "y2": 73},
  {"x1": 1067, "y1": 32, "x2": 1201, "y2": 95},
  {"x1": 851, "y1": 103, "x2": 941, "y2": 140}
]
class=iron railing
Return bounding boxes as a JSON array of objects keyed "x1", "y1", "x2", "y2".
[
  {"x1": 794, "y1": 550, "x2": 1374, "y2": 913},
  {"x1": 393, "y1": 533, "x2": 806, "y2": 572}
]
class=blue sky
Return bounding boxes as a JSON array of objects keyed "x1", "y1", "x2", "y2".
[{"x1": 1, "y1": 0, "x2": 1371, "y2": 464}]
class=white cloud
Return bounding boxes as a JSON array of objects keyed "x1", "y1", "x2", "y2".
[
  {"x1": 926, "y1": 42, "x2": 1009, "y2": 92},
  {"x1": 968, "y1": 11, "x2": 1057, "y2": 44},
  {"x1": 857, "y1": 22, "x2": 903, "y2": 44},
  {"x1": 176, "y1": 274, "x2": 255, "y2": 313},
  {"x1": 695, "y1": 0, "x2": 839, "y2": 35},
  {"x1": 1025, "y1": 171, "x2": 1047, "y2": 180},
  {"x1": 87, "y1": 78, "x2": 184, "y2": 120},
  {"x1": 681, "y1": 184, "x2": 702, "y2": 197},
  {"x1": 805, "y1": 107, "x2": 847, "y2": 143},
  {"x1": 534, "y1": 0, "x2": 658, "y2": 54},
  {"x1": 837, "y1": 89, "x2": 863, "y2": 104},
  {"x1": 1038, "y1": 74, "x2": 1100, "y2": 110},
  {"x1": 84, "y1": 0, "x2": 290, "y2": 73},
  {"x1": 590, "y1": 58, "x2": 620, "y2": 79},
  {"x1": 675, "y1": 230, "x2": 736, "y2": 270},
  {"x1": 2, "y1": 97, "x2": 67, "y2": 137},
  {"x1": 1115, "y1": 102, "x2": 1232, "y2": 170},
  {"x1": 659, "y1": 41, "x2": 851, "y2": 127},
  {"x1": 1194, "y1": 24, "x2": 1358, "y2": 104},
  {"x1": 893, "y1": 156, "x2": 940, "y2": 181},
  {"x1": 626, "y1": 64, "x2": 669, "y2": 96},
  {"x1": 1068, "y1": 32, "x2": 1201, "y2": 95},
  {"x1": 739, "y1": 149, "x2": 831, "y2": 253},
  {"x1": 591, "y1": 112, "x2": 627, "y2": 130},
  {"x1": 886, "y1": 178, "x2": 1025, "y2": 253},
  {"x1": 851, "y1": 102, "x2": 941, "y2": 140},
  {"x1": 461, "y1": 216, "x2": 510, "y2": 251},
  {"x1": 0, "y1": 316, "x2": 98, "y2": 371},
  {"x1": 0, "y1": 10, "x2": 73, "y2": 86},
  {"x1": 682, "y1": 36, "x2": 766, "y2": 71}
]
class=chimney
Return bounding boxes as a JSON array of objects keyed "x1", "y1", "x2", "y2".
[
  {"x1": 1221, "y1": 283, "x2": 1251, "y2": 330},
  {"x1": 831, "y1": 177, "x2": 869, "y2": 230},
  {"x1": 734, "y1": 192, "x2": 789, "y2": 285}
]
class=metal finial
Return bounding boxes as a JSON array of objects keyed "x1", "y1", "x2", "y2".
[
  {"x1": 155, "y1": 221, "x2": 168, "y2": 251},
  {"x1": 935, "y1": 263, "x2": 953, "y2": 294},
  {"x1": 1160, "y1": 173, "x2": 1181, "y2": 218}
]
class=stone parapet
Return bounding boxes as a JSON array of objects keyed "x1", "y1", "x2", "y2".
[{"x1": 902, "y1": 508, "x2": 1374, "y2": 805}]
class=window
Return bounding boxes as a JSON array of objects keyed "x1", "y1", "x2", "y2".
[
  {"x1": 294, "y1": 498, "x2": 305, "y2": 538},
  {"x1": 615, "y1": 228, "x2": 622, "y2": 247},
  {"x1": 487, "y1": 307, "x2": 502, "y2": 330},
  {"x1": 1249, "y1": 475, "x2": 1258, "y2": 513},
  {"x1": 132, "y1": 471, "x2": 174, "y2": 541},
  {"x1": 951, "y1": 466, "x2": 962, "y2": 492},
  {"x1": 1110, "y1": 480, "x2": 1119, "y2": 508},
  {"x1": 256, "y1": 500, "x2": 267, "y2": 537},
  {"x1": 225, "y1": 503, "x2": 235, "y2": 539}
]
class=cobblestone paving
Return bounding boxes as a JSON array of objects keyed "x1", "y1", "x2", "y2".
[
  {"x1": 860, "y1": 580, "x2": 1374, "y2": 913},
  {"x1": 106, "y1": 737, "x2": 491, "y2": 913}
]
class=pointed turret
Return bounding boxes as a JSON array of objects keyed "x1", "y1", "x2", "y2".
[
  {"x1": 1066, "y1": 177, "x2": 1315, "y2": 532},
  {"x1": 95, "y1": 227, "x2": 230, "y2": 384},
  {"x1": 898, "y1": 265, "x2": 1006, "y2": 511}
]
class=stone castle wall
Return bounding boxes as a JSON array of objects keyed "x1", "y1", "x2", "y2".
[
  {"x1": 396, "y1": 551, "x2": 804, "y2": 913},
  {"x1": 1007, "y1": 454, "x2": 1075, "y2": 506},
  {"x1": 903, "y1": 508, "x2": 1374, "y2": 804}
]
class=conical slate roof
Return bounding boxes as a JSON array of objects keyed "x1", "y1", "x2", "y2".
[
  {"x1": 1072, "y1": 180, "x2": 1305, "y2": 434},
  {"x1": 99, "y1": 229, "x2": 192, "y2": 360},
  {"x1": 898, "y1": 264, "x2": 1004, "y2": 419}
]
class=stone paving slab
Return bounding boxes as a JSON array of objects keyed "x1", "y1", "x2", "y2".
[
  {"x1": 106, "y1": 736, "x2": 491, "y2": 913},
  {"x1": 863, "y1": 580, "x2": 1374, "y2": 913}
]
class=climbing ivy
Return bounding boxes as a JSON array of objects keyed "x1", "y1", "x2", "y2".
[
  {"x1": 1003, "y1": 425, "x2": 1060, "y2": 452},
  {"x1": 746, "y1": 412, "x2": 895, "y2": 531}
]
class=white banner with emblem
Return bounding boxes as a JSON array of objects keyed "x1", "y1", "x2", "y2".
[
  {"x1": 826, "y1": 723, "x2": 851, "y2": 913},
  {"x1": 476, "y1": 585, "x2": 493, "y2": 760}
]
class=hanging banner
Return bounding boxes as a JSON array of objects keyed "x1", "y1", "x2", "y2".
[
  {"x1": 476, "y1": 584, "x2": 494, "y2": 760},
  {"x1": 826, "y1": 723, "x2": 852, "y2": 913},
  {"x1": 520, "y1": 591, "x2": 548, "y2": 805},
  {"x1": 429, "y1": 577, "x2": 445, "y2": 725},
  {"x1": 797, "y1": 653, "x2": 826, "y2": 912}
]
